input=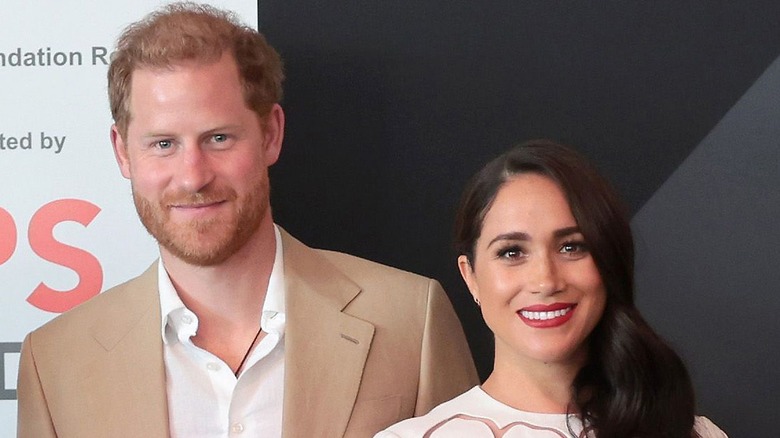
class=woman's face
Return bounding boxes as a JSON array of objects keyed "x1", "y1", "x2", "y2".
[{"x1": 459, "y1": 173, "x2": 606, "y2": 369}]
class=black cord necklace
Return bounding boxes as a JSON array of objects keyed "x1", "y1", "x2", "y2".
[{"x1": 234, "y1": 326, "x2": 263, "y2": 377}]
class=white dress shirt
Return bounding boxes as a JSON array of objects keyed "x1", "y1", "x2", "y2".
[{"x1": 159, "y1": 226, "x2": 286, "y2": 438}]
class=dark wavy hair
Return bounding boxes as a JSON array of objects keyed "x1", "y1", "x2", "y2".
[{"x1": 454, "y1": 140, "x2": 698, "y2": 438}]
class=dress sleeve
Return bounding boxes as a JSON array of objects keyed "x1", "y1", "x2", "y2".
[
  {"x1": 373, "y1": 430, "x2": 403, "y2": 438},
  {"x1": 694, "y1": 416, "x2": 729, "y2": 438}
]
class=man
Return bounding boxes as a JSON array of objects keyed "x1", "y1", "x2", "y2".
[{"x1": 17, "y1": 3, "x2": 477, "y2": 437}]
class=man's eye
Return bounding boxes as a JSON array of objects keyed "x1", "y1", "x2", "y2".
[
  {"x1": 157, "y1": 140, "x2": 172, "y2": 149},
  {"x1": 213, "y1": 134, "x2": 227, "y2": 142}
]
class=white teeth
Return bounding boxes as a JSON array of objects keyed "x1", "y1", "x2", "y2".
[{"x1": 521, "y1": 307, "x2": 571, "y2": 321}]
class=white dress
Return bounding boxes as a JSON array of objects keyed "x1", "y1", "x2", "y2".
[{"x1": 375, "y1": 386, "x2": 727, "y2": 438}]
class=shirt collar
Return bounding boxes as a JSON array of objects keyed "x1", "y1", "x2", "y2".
[
  {"x1": 261, "y1": 225, "x2": 286, "y2": 334},
  {"x1": 159, "y1": 224, "x2": 286, "y2": 345}
]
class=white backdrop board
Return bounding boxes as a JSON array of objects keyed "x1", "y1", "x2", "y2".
[{"x1": 0, "y1": 1, "x2": 258, "y2": 435}]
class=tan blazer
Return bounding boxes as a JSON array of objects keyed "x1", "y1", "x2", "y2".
[{"x1": 17, "y1": 229, "x2": 478, "y2": 437}]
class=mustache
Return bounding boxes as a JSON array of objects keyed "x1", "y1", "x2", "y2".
[{"x1": 163, "y1": 188, "x2": 237, "y2": 207}]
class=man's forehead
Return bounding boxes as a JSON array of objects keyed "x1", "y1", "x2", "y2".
[{"x1": 130, "y1": 49, "x2": 236, "y2": 77}]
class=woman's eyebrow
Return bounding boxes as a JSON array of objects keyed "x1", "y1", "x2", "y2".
[
  {"x1": 553, "y1": 226, "x2": 581, "y2": 238},
  {"x1": 487, "y1": 231, "x2": 530, "y2": 247}
]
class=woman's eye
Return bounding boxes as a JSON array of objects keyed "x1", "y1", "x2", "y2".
[
  {"x1": 497, "y1": 246, "x2": 524, "y2": 260},
  {"x1": 560, "y1": 241, "x2": 588, "y2": 256}
]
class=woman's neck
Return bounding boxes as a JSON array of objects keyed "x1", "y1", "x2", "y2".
[{"x1": 482, "y1": 343, "x2": 585, "y2": 414}]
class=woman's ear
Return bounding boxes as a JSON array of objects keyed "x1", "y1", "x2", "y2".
[{"x1": 458, "y1": 255, "x2": 480, "y2": 305}]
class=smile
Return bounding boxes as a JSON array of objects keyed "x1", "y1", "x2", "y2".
[
  {"x1": 167, "y1": 200, "x2": 226, "y2": 220},
  {"x1": 176, "y1": 203, "x2": 218, "y2": 208},
  {"x1": 517, "y1": 304, "x2": 576, "y2": 328},
  {"x1": 170, "y1": 199, "x2": 225, "y2": 209},
  {"x1": 519, "y1": 307, "x2": 572, "y2": 321}
]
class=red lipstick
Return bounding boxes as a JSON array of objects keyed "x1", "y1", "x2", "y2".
[{"x1": 517, "y1": 303, "x2": 576, "y2": 328}]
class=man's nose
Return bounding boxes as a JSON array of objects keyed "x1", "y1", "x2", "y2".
[{"x1": 176, "y1": 144, "x2": 215, "y2": 193}]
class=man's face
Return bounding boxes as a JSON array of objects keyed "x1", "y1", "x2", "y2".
[{"x1": 111, "y1": 54, "x2": 283, "y2": 266}]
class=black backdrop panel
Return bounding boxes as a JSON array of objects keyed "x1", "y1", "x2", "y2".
[{"x1": 259, "y1": 2, "x2": 780, "y2": 436}]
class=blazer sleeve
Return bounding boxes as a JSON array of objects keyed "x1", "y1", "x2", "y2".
[
  {"x1": 17, "y1": 333, "x2": 57, "y2": 438},
  {"x1": 414, "y1": 280, "x2": 479, "y2": 415}
]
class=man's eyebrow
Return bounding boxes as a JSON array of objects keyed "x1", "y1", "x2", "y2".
[{"x1": 203, "y1": 124, "x2": 242, "y2": 134}]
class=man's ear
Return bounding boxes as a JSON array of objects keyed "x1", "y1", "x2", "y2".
[
  {"x1": 457, "y1": 255, "x2": 480, "y2": 304},
  {"x1": 260, "y1": 103, "x2": 285, "y2": 166},
  {"x1": 110, "y1": 125, "x2": 131, "y2": 179}
]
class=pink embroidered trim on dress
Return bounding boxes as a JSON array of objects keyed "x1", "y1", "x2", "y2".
[{"x1": 421, "y1": 413, "x2": 591, "y2": 438}]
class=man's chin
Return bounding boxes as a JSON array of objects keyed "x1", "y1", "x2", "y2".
[
  {"x1": 154, "y1": 228, "x2": 242, "y2": 266},
  {"x1": 162, "y1": 242, "x2": 238, "y2": 266},
  {"x1": 143, "y1": 202, "x2": 266, "y2": 266}
]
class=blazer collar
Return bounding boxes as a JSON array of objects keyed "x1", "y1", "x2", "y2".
[
  {"x1": 87, "y1": 262, "x2": 170, "y2": 436},
  {"x1": 280, "y1": 229, "x2": 376, "y2": 437},
  {"x1": 90, "y1": 263, "x2": 159, "y2": 350},
  {"x1": 82, "y1": 230, "x2": 375, "y2": 437}
]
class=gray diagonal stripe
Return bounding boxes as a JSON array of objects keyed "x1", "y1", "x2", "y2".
[{"x1": 632, "y1": 55, "x2": 780, "y2": 435}]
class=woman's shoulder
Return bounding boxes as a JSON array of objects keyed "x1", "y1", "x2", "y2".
[
  {"x1": 694, "y1": 416, "x2": 728, "y2": 438},
  {"x1": 377, "y1": 393, "x2": 727, "y2": 438},
  {"x1": 375, "y1": 386, "x2": 485, "y2": 437},
  {"x1": 375, "y1": 386, "x2": 582, "y2": 438}
]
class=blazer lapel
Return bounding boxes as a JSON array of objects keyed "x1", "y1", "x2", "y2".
[
  {"x1": 280, "y1": 230, "x2": 375, "y2": 437},
  {"x1": 86, "y1": 263, "x2": 170, "y2": 436}
]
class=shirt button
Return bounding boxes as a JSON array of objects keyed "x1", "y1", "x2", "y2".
[
  {"x1": 181, "y1": 314, "x2": 193, "y2": 324},
  {"x1": 206, "y1": 362, "x2": 220, "y2": 371},
  {"x1": 231, "y1": 423, "x2": 244, "y2": 433}
]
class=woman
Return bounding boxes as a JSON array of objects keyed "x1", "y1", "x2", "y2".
[{"x1": 377, "y1": 140, "x2": 726, "y2": 437}]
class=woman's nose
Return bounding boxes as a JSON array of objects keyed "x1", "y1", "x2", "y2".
[{"x1": 528, "y1": 254, "x2": 564, "y2": 295}]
